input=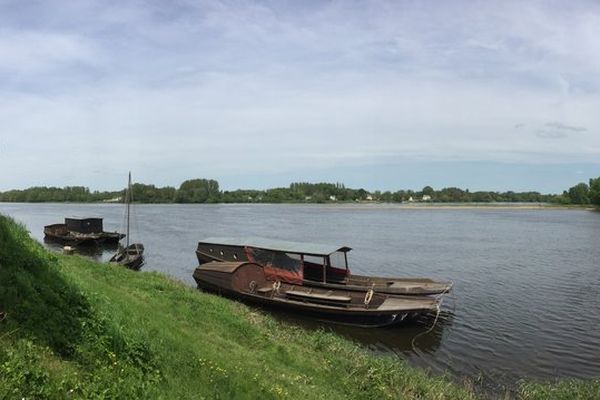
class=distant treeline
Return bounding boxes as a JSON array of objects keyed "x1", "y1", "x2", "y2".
[{"x1": 1, "y1": 177, "x2": 600, "y2": 206}]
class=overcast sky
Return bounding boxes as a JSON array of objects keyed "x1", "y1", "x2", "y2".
[{"x1": 1, "y1": 0, "x2": 599, "y2": 193}]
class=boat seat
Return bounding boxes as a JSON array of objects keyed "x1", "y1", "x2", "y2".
[{"x1": 285, "y1": 290, "x2": 352, "y2": 303}]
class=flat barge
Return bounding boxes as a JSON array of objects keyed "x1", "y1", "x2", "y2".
[{"x1": 44, "y1": 217, "x2": 124, "y2": 246}]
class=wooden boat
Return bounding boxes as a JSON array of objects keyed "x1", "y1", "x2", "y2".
[
  {"x1": 44, "y1": 218, "x2": 124, "y2": 245},
  {"x1": 193, "y1": 261, "x2": 440, "y2": 327},
  {"x1": 110, "y1": 243, "x2": 145, "y2": 270},
  {"x1": 110, "y1": 172, "x2": 144, "y2": 270},
  {"x1": 195, "y1": 237, "x2": 453, "y2": 296}
]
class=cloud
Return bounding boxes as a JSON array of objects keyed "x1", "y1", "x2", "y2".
[
  {"x1": 536, "y1": 130, "x2": 569, "y2": 139},
  {"x1": 0, "y1": 1, "x2": 600, "y2": 190},
  {"x1": 545, "y1": 121, "x2": 587, "y2": 132},
  {"x1": 534, "y1": 121, "x2": 588, "y2": 139},
  {"x1": 0, "y1": 30, "x2": 97, "y2": 73}
]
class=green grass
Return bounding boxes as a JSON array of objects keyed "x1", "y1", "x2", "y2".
[
  {"x1": 1, "y1": 214, "x2": 598, "y2": 399},
  {"x1": 519, "y1": 380, "x2": 600, "y2": 400}
]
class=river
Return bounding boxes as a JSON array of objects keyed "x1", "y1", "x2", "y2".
[{"x1": 2, "y1": 202, "x2": 599, "y2": 393}]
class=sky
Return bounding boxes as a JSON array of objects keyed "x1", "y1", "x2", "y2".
[{"x1": 1, "y1": 0, "x2": 599, "y2": 193}]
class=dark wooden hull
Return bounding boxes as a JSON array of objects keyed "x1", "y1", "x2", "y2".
[
  {"x1": 195, "y1": 244, "x2": 452, "y2": 296},
  {"x1": 110, "y1": 244, "x2": 144, "y2": 270},
  {"x1": 44, "y1": 224, "x2": 124, "y2": 246},
  {"x1": 193, "y1": 262, "x2": 439, "y2": 327}
]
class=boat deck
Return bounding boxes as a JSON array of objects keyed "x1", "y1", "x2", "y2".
[{"x1": 377, "y1": 296, "x2": 438, "y2": 311}]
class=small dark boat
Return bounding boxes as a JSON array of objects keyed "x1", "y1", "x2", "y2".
[
  {"x1": 195, "y1": 237, "x2": 453, "y2": 296},
  {"x1": 193, "y1": 261, "x2": 440, "y2": 327},
  {"x1": 110, "y1": 172, "x2": 144, "y2": 270},
  {"x1": 110, "y1": 243, "x2": 145, "y2": 270},
  {"x1": 44, "y1": 218, "x2": 124, "y2": 245}
]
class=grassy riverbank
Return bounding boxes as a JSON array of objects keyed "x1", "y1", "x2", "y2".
[{"x1": 1, "y1": 214, "x2": 598, "y2": 399}]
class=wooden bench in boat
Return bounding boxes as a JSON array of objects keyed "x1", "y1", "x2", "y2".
[{"x1": 285, "y1": 290, "x2": 352, "y2": 304}]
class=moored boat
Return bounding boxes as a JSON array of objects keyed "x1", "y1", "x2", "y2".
[
  {"x1": 110, "y1": 243, "x2": 145, "y2": 270},
  {"x1": 195, "y1": 237, "x2": 453, "y2": 296},
  {"x1": 110, "y1": 172, "x2": 144, "y2": 270},
  {"x1": 193, "y1": 261, "x2": 440, "y2": 327},
  {"x1": 44, "y1": 218, "x2": 124, "y2": 245}
]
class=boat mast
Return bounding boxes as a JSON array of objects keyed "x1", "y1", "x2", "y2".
[{"x1": 126, "y1": 171, "x2": 131, "y2": 248}]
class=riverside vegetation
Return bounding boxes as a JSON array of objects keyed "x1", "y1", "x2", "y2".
[
  {"x1": 1, "y1": 214, "x2": 599, "y2": 399},
  {"x1": 1, "y1": 176, "x2": 600, "y2": 206}
]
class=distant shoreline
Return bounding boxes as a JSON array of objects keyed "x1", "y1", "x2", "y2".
[
  {"x1": 0, "y1": 201, "x2": 595, "y2": 211},
  {"x1": 329, "y1": 202, "x2": 595, "y2": 210},
  {"x1": 3, "y1": 177, "x2": 599, "y2": 206}
]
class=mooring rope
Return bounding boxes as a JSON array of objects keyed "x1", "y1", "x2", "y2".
[
  {"x1": 272, "y1": 280, "x2": 281, "y2": 296},
  {"x1": 410, "y1": 282, "x2": 453, "y2": 352},
  {"x1": 364, "y1": 288, "x2": 374, "y2": 306},
  {"x1": 411, "y1": 302, "x2": 442, "y2": 352}
]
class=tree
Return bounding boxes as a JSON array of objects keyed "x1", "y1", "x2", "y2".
[
  {"x1": 589, "y1": 177, "x2": 600, "y2": 206},
  {"x1": 437, "y1": 187, "x2": 469, "y2": 202},
  {"x1": 175, "y1": 179, "x2": 220, "y2": 203},
  {"x1": 422, "y1": 186, "x2": 434, "y2": 196},
  {"x1": 567, "y1": 182, "x2": 590, "y2": 205}
]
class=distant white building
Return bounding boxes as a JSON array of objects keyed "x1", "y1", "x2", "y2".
[
  {"x1": 408, "y1": 196, "x2": 414, "y2": 202},
  {"x1": 422, "y1": 195, "x2": 432, "y2": 201},
  {"x1": 329, "y1": 195, "x2": 337, "y2": 201},
  {"x1": 103, "y1": 197, "x2": 122, "y2": 203},
  {"x1": 366, "y1": 195, "x2": 373, "y2": 201}
]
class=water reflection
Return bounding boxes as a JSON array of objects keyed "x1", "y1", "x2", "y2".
[
  {"x1": 43, "y1": 237, "x2": 118, "y2": 261},
  {"x1": 267, "y1": 308, "x2": 454, "y2": 356}
]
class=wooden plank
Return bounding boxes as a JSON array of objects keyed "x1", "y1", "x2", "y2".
[
  {"x1": 285, "y1": 290, "x2": 351, "y2": 303},
  {"x1": 377, "y1": 297, "x2": 437, "y2": 311},
  {"x1": 199, "y1": 261, "x2": 246, "y2": 273}
]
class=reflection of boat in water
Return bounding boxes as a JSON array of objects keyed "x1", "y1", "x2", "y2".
[
  {"x1": 110, "y1": 172, "x2": 144, "y2": 270},
  {"x1": 44, "y1": 218, "x2": 124, "y2": 246},
  {"x1": 43, "y1": 237, "x2": 113, "y2": 260},
  {"x1": 268, "y1": 307, "x2": 454, "y2": 355},
  {"x1": 193, "y1": 260, "x2": 442, "y2": 328},
  {"x1": 196, "y1": 237, "x2": 453, "y2": 295}
]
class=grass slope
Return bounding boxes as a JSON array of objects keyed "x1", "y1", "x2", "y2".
[{"x1": 0, "y1": 214, "x2": 598, "y2": 399}]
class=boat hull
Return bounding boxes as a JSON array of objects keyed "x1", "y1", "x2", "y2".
[
  {"x1": 110, "y1": 243, "x2": 145, "y2": 270},
  {"x1": 193, "y1": 261, "x2": 439, "y2": 328},
  {"x1": 44, "y1": 224, "x2": 124, "y2": 246}
]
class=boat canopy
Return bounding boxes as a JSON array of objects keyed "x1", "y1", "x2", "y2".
[
  {"x1": 246, "y1": 247, "x2": 304, "y2": 284},
  {"x1": 65, "y1": 217, "x2": 103, "y2": 234},
  {"x1": 199, "y1": 237, "x2": 352, "y2": 257}
]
